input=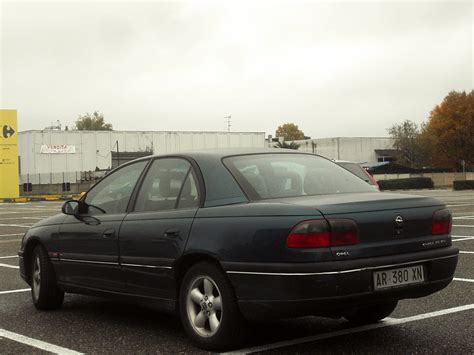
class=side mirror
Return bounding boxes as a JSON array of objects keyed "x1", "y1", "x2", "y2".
[{"x1": 61, "y1": 200, "x2": 80, "y2": 215}]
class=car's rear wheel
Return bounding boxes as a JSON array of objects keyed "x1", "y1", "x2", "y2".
[
  {"x1": 343, "y1": 300, "x2": 398, "y2": 324},
  {"x1": 31, "y1": 245, "x2": 64, "y2": 310},
  {"x1": 179, "y1": 262, "x2": 246, "y2": 351}
]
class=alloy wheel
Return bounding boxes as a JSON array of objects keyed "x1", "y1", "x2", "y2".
[
  {"x1": 186, "y1": 276, "x2": 223, "y2": 337},
  {"x1": 32, "y1": 255, "x2": 41, "y2": 300}
]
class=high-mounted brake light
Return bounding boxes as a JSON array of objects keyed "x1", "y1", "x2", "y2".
[
  {"x1": 286, "y1": 219, "x2": 358, "y2": 249},
  {"x1": 432, "y1": 209, "x2": 452, "y2": 235}
]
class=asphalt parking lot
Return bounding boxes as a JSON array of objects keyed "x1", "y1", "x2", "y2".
[{"x1": 0, "y1": 190, "x2": 473, "y2": 354}]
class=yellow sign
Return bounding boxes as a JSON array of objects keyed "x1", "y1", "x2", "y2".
[{"x1": 0, "y1": 110, "x2": 19, "y2": 198}]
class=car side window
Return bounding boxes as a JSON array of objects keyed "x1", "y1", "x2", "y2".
[
  {"x1": 134, "y1": 158, "x2": 198, "y2": 212},
  {"x1": 84, "y1": 160, "x2": 148, "y2": 214}
]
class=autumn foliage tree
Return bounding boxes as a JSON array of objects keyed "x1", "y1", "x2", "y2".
[
  {"x1": 75, "y1": 111, "x2": 113, "y2": 130},
  {"x1": 275, "y1": 123, "x2": 305, "y2": 141},
  {"x1": 424, "y1": 91, "x2": 474, "y2": 169}
]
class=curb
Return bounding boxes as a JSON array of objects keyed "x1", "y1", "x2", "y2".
[{"x1": 0, "y1": 195, "x2": 81, "y2": 203}]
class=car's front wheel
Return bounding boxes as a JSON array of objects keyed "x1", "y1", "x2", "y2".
[
  {"x1": 179, "y1": 262, "x2": 246, "y2": 351},
  {"x1": 343, "y1": 300, "x2": 398, "y2": 324},
  {"x1": 31, "y1": 245, "x2": 64, "y2": 310}
]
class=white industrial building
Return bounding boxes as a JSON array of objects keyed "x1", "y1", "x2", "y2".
[
  {"x1": 269, "y1": 137, "x2": 396, "y2": 163},
  {"x1": 19, "y1": 130, "x2": 265, "y2": 183}
]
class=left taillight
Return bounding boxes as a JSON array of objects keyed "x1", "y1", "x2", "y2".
[
  {"x1": 286, "y1": 219, "x2": 359, "y2": 249},
  {"x1": 432, "y1": 208, "x2": 452, "y2": 235}
]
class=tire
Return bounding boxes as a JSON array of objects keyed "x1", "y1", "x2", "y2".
[
  {"x1": 343, "y1": 300, "x2": 398, "y2": 324},
  {"x1": 179, "y1": 261, "x2": 246, "y2": 351},
  {"x1": 30, "y1": 245, "x2": 64, "y2": 310}
]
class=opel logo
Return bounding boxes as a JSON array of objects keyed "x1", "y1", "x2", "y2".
[{"x1": 395, "y1": 215, "x2": 404, "y2": 228}]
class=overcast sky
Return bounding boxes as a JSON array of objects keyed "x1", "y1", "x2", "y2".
[{"x1": 1, "y1": 1, "x2": 472, "y2": 138}]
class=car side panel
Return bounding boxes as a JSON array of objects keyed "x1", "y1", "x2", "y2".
[
  {"x1": 119, "y1": 208, "x2": 197, "y2": 299},
  {"x1": 186, "y1": 203, "x2": 330, "y2": 263}
]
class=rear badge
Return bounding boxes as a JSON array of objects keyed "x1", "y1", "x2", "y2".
[{"x1": 394, "y1": 215, "x2": 404, "y2": 235}]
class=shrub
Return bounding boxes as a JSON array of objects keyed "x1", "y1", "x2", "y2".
[
  {"x1": 378, "y1": 177, "x2": 434, "y2": 190},
  {"x1": 453, "y1": 180, "x2": 474, "y2": 190}
]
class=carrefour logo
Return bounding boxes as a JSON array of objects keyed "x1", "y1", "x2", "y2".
[{"x1": 2, "y1": 125, "x2": 15, "y2": 139}]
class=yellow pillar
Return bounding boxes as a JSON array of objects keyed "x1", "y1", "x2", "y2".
[{"x1": 0, "y1": 110, "x2": 20, "y2": 198}]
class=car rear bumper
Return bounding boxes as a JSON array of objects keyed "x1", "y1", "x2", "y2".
[{"x1": 222, "y1": 246, "x2": 459, "y2": 320}]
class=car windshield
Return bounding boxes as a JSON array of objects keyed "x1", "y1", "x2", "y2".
[{"x1": 224, "y1": 154, "x2": 375, "y2": 200}]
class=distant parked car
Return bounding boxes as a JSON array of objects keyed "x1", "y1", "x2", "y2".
[
  {"x1": 336, "y1": 160, "x2": 379, "y2": 190},
  {"x1": 19, "y1": 149, "x2": 457, "y2": 351}
]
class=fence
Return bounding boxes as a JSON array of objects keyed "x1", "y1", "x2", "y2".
[
  {"x1": 19, "y1": 171, "x2": 108, "y2": 195},
  {"x1": 19, "y1": 171, "x2": 108, "y2": 185}
]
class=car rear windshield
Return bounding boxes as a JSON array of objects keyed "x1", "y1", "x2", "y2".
[
  {"x1": 224, "y1": 154, "x2": 375, "y2": 200},
  {"x1": 336, "y1": 162, "x2": 371, "y2": 183}
]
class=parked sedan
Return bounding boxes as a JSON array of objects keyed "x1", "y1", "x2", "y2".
[{"x1": 18, "y1": 149, "x2": 458, "y2": 350}]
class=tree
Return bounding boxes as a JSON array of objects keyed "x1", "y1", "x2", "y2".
[
  {"x1": 275, "y1": 123, "x2": 305, "y2": 141},
  {"x1": 274, "y1": 141, "x2": 300, "y2": 150},
  {"x1": 75, "y1": 111, "x2": 112, "y2": 130},
  {"x1": 424, "y1": 90, "x2": 474, "y2": 169},
  {"x1": 388, "y1": 120, "x2": 429, "y2": 168}
]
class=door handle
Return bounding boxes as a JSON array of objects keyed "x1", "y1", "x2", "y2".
[
  {"x1": 102, "y1": 229, "x2": 115, "y2": 239},
  {"x1": 163, "y1": 228, "x2": 180, "y2": 237}
]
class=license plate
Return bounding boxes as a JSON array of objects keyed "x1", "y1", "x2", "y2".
[{"x1": 373, "y1": 265, "x2": 424, "y2": 290}]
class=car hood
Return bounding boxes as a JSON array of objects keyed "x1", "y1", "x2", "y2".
[
  {"x1": 277, "y1": 192, "x2": 444, "y2": 215},
  {"x1": 30, "y1": 213, "x2": 67, "y2": 229}
]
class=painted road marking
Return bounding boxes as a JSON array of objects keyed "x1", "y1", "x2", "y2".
[
  {"x1": 0, "y1": 234, "x2": 23, "y2": 237},
  {"x1": 452, "y1": 225, "x2": 474, "y2": 228},
  {"x1": 459, "y1": 251, "x2": 474, "y2": 254},
  {"x1": 454, "y1": 278, "x2": 474, "y2": 283},
  {"x1": 225, "y1": 304, "x2": 474, "y2": 354},
  {"x1": 0, "y1": 223, "x2": 32, "y2": 228},
  {"x1": 447, "y1": 203, "x2": 474, "y2": 207},
  {"x1": 452, "y1": 236, "x2": 474, "y2": 242},
  {"x1": 0, "y1": 217, "x2": 47, "y2": 220},
  {"x1": 0, "y1": 255, "x2": 18, "y2": 259},
  {"x1": 0, "y1": 328, "x2": 83, "y2": 354},
  {"x1": 453, "y1": 216, "x2": 474, "y2": 220},
  {"x1": 0, "y1": 263, "x2": 19, "y2": 269},
  {"x1": 0, "y1": 288, "x2": 29, "y2": 295}
]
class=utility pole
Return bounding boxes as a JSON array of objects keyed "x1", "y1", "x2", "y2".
[{"x1": 224, "y1": 115, "x2": 231, "y2": 132}]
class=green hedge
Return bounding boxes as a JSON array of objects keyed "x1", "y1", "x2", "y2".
[
  {"x1": 453, "y1": 180, "x2": 474, "y2": 190},
  {"x1": 378, "y1": 177, "x2": 434, "y2": 191}
]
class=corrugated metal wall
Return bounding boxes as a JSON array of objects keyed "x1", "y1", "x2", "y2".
[{"x1": 19, "y1": 130, "x2": 265, "y2": 175}]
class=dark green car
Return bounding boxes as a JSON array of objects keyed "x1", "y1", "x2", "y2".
[{"x1": 18, "y1": 149, "x2": 458, "y2": 351}]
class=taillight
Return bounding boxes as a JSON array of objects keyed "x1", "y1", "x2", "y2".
[
  {"x1": 432, "y1": 209, "x2": 452, "y2": 235},
  {"x1": 286, "y1": 219, "x2": 358, "y2": 248},
  {"x1": 362, "y1": 168, "x2": 379, "y2": 190}
]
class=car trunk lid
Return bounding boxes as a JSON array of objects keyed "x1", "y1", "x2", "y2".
[{"x1": 280, "y1": 192, "x2": 451, "y2": 259}]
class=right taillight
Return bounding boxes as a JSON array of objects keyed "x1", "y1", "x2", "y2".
[
  {"x1": 362, "y1": 168, "x2": 379, "y2": 190},
  {"x1": 286, "y1": 219, "x2": 359, "y2": 248},
  {"x1": 432, "y1": 208, "x2": 452, "y2": 235}
]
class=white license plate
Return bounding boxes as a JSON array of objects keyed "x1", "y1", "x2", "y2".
[{"x1": 373, "y1": 265, "x2": 424, "y2": 290}]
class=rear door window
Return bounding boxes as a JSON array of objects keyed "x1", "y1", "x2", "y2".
[{"x1": 134, "y1": 158, "x2": 198, "y2": 212}]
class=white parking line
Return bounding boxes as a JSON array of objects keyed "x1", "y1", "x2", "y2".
[
  {"x1": 0, "y1": 255, "x2": 18, "y2": 259},
  {"x1": 225, "y1": 304, "x2": 474, "y2": 354},
  {"x1": 452, "y1": 236, "x2": 474, "y2": 242},
  {"x1": 453, "y1": 216, "x2": 474, "y2": 220},
  {"x1": 447, "y1": 203, "x2": 474, "y2": 207},
  {"x1": 452, "y1": 225, "x2": 474, "y2": 228},
  {"x1": 0, "y1": 233, "x2": 23, "y2": 237},
  {"x1": 0, "y1": 263, "x2": 19, "y2": 269},
  {"x1": 459, "y1": 251, "x2": 474, "y2": 254},
  {"x1": 0, "y1": 217, "x2": 47, "y2": 220},
  {"x1": 0, "y1": 288, "x2": 30, "y2": 295},
  {"x1": 454, "y1": 278, "x2": 474, "y2": 283},
  {"x1": 0, "y1": 328, "x2": 83, "y2": 354},
  {"x1": 0, "y1": 223, "x2": 32, "y2": 228}
]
